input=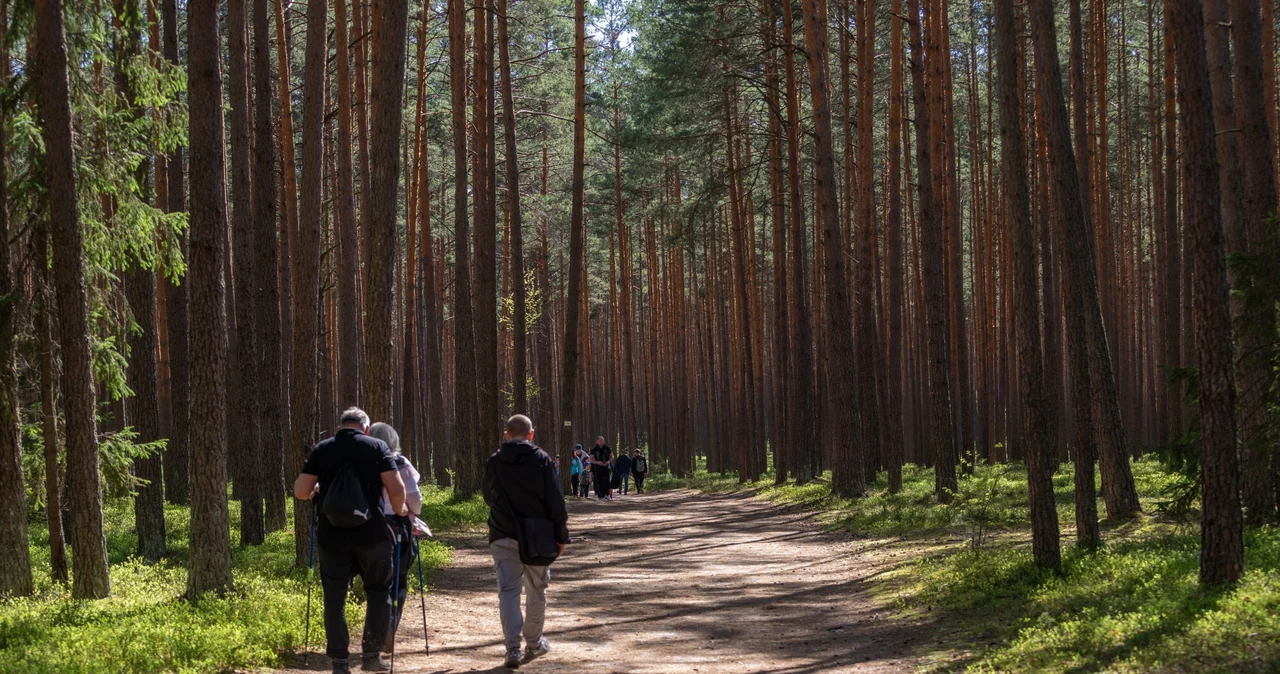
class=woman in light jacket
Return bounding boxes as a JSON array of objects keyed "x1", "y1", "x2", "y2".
[{"x1": 368, "y1": 422, "x2": 422, "y2": 653}]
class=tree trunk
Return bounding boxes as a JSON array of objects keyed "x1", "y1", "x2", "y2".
[
  {"x1": 421, "y1": 145, "x2": 449, "y2": 486},
  {"x1": 116, "y1": 0, "x2": 169, "y2": 552},
  {"x1": 762, "y1": 0, "x2": 789, "y2": 484},
  {"x1": 498, "y1": 0, "x2": 526, "y2": 415},
  {"x1": 0, "y1": 0, "x2": 32, "y2": 594},
  {"x1": 37, "y1": 0, "x2": 112, "y2": 599},
  {"x1": 253, "y1": 0, "x2": 287, "y2": 533},
  {"x1": 363, "y1": 0, "x2": 408, "y2": 423},
  {"x1": 186, "y1": 0, "x2": 234, "y2": 595},
  {"x1": 473, "y1": 0, "x2": 501, "y2": 454},
  {"x1": 886, "y1": 0, "x2": 906, "y2": 492},
  {"x1": 557, "y1": 0, "x2": 588, "y2": 487},
  {"x1": 1229, "y1": 0, "x2": 1280, "y2": 524},
  {"x1": 1168, "y1": 0, "x2": 1245, "y2": 586},
  {"x1": 995, "y1": 0, "x2": 1061, "y2": 569},
  {"x1": 227, "y1": 0, "x2": 264, "y2": 546},
  {"x1": 450, "y1": 0, "x2": 481, "y2": 495},
  {"x1": 855, "y1": 0, "x2": 883, "y2": 489},
  {"x1": 35, "y1": 228, "x2": 68, "y2": 583},
  {"x1": 782, "y1": 0, "x2": 819, "y2": 484},
  {"x1": 161, "y1": 0, "x2": 189, "y2": 506},
  {"x1": 336, "y1": 0, "x2": 361, "y2": 409},
  {"x1": 908, "y1": 0, "x2": 957, "y2": 501},
  {"x1": 290, "y1": 0, "x2": 328, "y2": 564},
  {"x1": 1029, "y1": 0, "x2": 1124, "y2": 539}
]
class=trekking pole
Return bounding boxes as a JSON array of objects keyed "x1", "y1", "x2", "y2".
[
  {"x1": 414, "y1": 532, "x2": 429, "y2": 653},
  {"x1": 303, "y1": 516, "x2": 316, "y2": 666},
  {"x1": 390, "y1": 524, "x2": 402, "y2": 673}
]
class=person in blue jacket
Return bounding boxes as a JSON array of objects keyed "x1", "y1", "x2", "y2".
[{"x1": 569, "y1": 445, "x2": 585, "y2": 498}]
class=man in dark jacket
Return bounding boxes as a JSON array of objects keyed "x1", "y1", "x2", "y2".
[
  {"x1": 588, "y1": 436, "x2": 613, "y2": 500},
  {"x1": 294, "y1": 407, "x2": 407, "y2": 674},
  {"x1": 614, "y1": 451, "x2": 633, "y2": 495},
  {"x1": 482, "y1": 414, "x2": 569, "y2": 669},
  {"x1": 631, "y1": 449, "x2": 649, "y2": 494}
]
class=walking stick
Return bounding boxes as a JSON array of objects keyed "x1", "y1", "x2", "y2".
[
  {"x1": 390, "y1": 522, "x2": 402, "y2": 673},
  {"x1": 303, "y1": 516, "x2": 317, "y2": 666},
  {"x1": 414, "y1": 533, "x2": 430, "y2": 653}
]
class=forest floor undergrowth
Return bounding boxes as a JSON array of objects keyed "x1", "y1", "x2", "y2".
[
  {"x1": 649, "y1": 458, "x2": 1280, "y2": 673},
  {"x1": 4, "y1": 460, "x2": 1278, "y2": 673},
  {"x1": 0, "y1": 487, "x2": 487, "y2": 674}
]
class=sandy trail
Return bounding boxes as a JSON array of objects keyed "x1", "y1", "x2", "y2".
[{"x1": 279, "y1": 489, "x2": 929, "y2": 674}]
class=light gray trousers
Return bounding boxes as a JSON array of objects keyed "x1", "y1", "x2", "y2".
[{"x1": 489, "y1": 537, "x2": 551, "y2": 651}]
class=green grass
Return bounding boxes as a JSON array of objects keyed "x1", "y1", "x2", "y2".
[
  {"x1": 897, "y1": 524, "x2": 1280, "y2": 673},
  {"x1": 654, "y1": 457, "x2": 1280, "y2": 672},
  {"x1": 0, "y1": 486, "x2": 486, "y2": 674},
  {"x1": 649, "y1": 457, "x2": 1183, "y2": 539}
]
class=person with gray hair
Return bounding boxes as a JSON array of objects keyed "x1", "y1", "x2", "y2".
[
  {"x1": 366, "y1": 422, "x2": 423, "y2": 654},
  {"x1": 294, "y1": 407, "x2": 406, "y2": 674}
]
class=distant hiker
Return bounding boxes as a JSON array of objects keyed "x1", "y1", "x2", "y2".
[
  {"x1": 580, "y1": 459, "x2": 593, "y2": 499},
  {"x1": 570, "y1": 446, "x2": 585, "y2": 498},
  {"x1": 294, "y1": 407, "x2": 407, "y2": 674},
  {"x1": 632, "y1": 449, "x2": 648, "y2": 494},
  {"x1": 589, "y1": 436, "x2": 613, "y2": 501},
  {"x1": 614, "y1": 451, "x2": 633, "y2": 495},
  {"x1": 367, "y1": 422, "x2": 422, "y2": 654},
  {"x1": 483, "y1": 414, "x2": 569, "y2": 669}
]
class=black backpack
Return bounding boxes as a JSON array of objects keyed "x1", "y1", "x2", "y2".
[{"x1": 321, "y1": 462, "x2": 374, "y2": 528}]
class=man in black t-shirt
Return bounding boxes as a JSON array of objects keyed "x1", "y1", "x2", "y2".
[
  {"x1": 294, "y1": 407, "x2": 407, "y2": 674},
  {"x1": 589, "y1": 436, "x2": 613, "y2": 500}
]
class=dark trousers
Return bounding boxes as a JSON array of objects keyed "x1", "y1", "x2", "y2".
[
  {"x1": 571, "y1": 473, "x2": 580, "y2": 496},
  {"x1": 593, "y1": 467, "x2": 610, "y2": 498},
  {"x1": 319, "y1": 536, "x2": 394, "y2": 662},
  {"x1": 634, "y1": 473, "x2": 645, "y2": 493},
  {"x1": 386, "y1": 527, "x2": 417, "y2": 651}
]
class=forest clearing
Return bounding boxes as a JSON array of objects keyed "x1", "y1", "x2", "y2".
[{"x1": 1, "y1": 0, "x2": 1280, "y2": 668}]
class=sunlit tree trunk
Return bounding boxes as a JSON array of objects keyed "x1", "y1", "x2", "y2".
[
  {"x1": 37, "y1": 0, "x2": 112, "y2": 599},
  {"x1": 186, "y1": 0, "x2": 234, "y2": 595},
  {"x1": 450, "y1": 0, "x2": 481, "y2": 495},
  {"x1": 289, "y1": 0, "x2": 328, "y2": 564},
  {"x1": 364, "y1": 0, "x2": 408, "y2": 423}
]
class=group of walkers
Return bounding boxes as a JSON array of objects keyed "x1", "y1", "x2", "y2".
[
  {"x1": 292, "y1": 407, "x2": 427, "y2": 674},
  {"x1": 293, "y1": 407, "x2": 650, "y2": 671},
  {"x1": 569, "y1": 436, "x2": 649, "y2": 500}
]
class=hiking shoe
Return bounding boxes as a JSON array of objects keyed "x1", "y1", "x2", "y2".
[
  {"x1": 525, "y1": 637, "x2": 551, "y2": 659},
  {"x1": 361, "y1": 653, "x2": 391, "y2": 671},
  {"x1": 331, "y1": 659, "x2": 352, "y2": 674},
  {"x1": 504, "y1": 648, "x2": 523, "y2": 668}
]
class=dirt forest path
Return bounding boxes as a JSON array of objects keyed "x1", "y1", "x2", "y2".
[{"x1": 284, "y1": 490, "x2": 934, "y2": 674}]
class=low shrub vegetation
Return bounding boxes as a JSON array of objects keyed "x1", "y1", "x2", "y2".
[{"x1": 0, "y1": 486, "x2": 485, "y2": 674}]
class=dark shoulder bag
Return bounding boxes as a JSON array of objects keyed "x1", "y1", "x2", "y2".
[{"x1": 495, "y1": 463, "x2": 561, "y2": 566}]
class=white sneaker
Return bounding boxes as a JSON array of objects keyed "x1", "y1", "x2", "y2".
[{"x1": 525, "y1": 637, "x2": 551, "y2": 658}]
